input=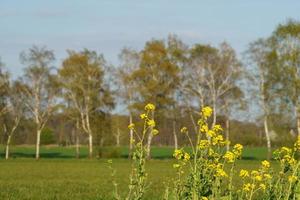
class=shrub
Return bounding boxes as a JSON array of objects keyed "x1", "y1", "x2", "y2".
[{"x1": 40, "y1": 127, "x2": 55, "y2": 145}]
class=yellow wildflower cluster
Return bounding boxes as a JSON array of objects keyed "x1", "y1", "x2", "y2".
[
  {"x1": 259, "y1": 183, "x2": 266, "y2": 191},
  {"x1": 199, "y1": 124, "x2": 209, "y2": 133},
  {"x1": 152, "y1": 129, "x2": 159, "y2": 136},
  {"x1": 180, "y1": 127, "x2": 188, "y2": 134},
  {"x1": 202, "y1": 106, "x2": 213, "y2": 118},
  {"x1": 140, "y1": 113, "x2": 147, "y2": 119},
  {"x1": 212, "y1": 135, "x2": 226, "y2": 146},
  {"x1": 274, "y1": 146, "x2": 297, "y2": 167},
  {"x1": 147, "y1": 119, "x2": 155, "y2": 127},
  {"x1": 232, "y1": 144, "x2": 243, "y2": 157},
  {"x1": 145, "y1": 103, "x2": 155, "y2": 111},
  {"x1": 128, "y1": 123, "x2": 135, "y2": 130},
  {"x1": 239, "y1": 169, "x2": 249, "y2": 178},
  {"x1": 294, "y1": 136, "x2": 300, "y2": 151},
  {"x1": 207, "y1": 130, "x2": 216, "y2": 138},
  {"x1": 288, "y1": 175, "x2": 297, "y2": 183},
  {"x1": 215, "y1": 167, "x2": 228, "y2": 178},
  {"x1": 223, "y1": 151, "x2": 235, "y2": 163},
  {"x1": 261, "y1": 160, "x2": 270, "y2": 170},
  {"x1": 198, "y1": 140, "x2": 210, "y2": 150},
  {"x1": 223, "y1": 144, "x2": 243, "y2": 163},
  {"x1": 212, "y1": 124, "x2": 223, "y2": 132},
  {"x1": 173, "y1": 149, "x2": 190, "y2": 162},
  {"x1": 239, "y1": 159, "x2": 274, "y2": 197},
  {"x1": 243, "y1": 183, "x2": 255, "y2": 192}
]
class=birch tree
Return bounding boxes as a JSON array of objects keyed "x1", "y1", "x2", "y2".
[
  {"x1": 117, "y1": 48, "x2": 140, "y2": 157},
  {"x1": 246, "y1": 38, "x2": 274, "y2": 159},
  {"x1": 59, "y1": 49, "x2": 113, "y2": 158},
  {"x1": 168, "y1": 35, "x2": 189, "y2": 150},
  {"x1": 3, "y1": 81, "x2": 24, "y2": 159},
  {"x1": 0, "y1": 60, "x2": 9, "y2": 117},
  {"x1": 19, "y1": 46, "x2": 57, "y2": 160},
  {"x1": 269, "y1": 20, "x2": 300, "y2": 136},
  {"x1": 186, "y1": 42, "x2": 242, "y2": 127},
  {"x1": 219, "y1": 86, "x2": 245, "y2": 151},
  {"x1": 130, "y1": 39, "x2": 180, "y2": 158}
]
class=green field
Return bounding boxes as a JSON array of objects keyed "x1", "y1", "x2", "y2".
[
  {"x1": 0, "y1": 146, "x2": 277, "y2": 199},
  {"x1": 0, "y1": 159, "x2": 268, "y2": 200},
  {"x1": 0, "y1": 145, "x2": 271, "y2": 160}
]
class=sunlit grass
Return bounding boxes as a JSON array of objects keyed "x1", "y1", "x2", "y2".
[{"x1": 0, "y1": 159, "x2": 266, "y2": 200}]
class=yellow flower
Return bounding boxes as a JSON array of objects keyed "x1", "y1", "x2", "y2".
[
  {"x1": 239, "y1": 169, "x2": 249, "y2": 178},
  {"x1": 251, "y1": 170, "x2": 259, "y2": 177},
  {"x1": 180, "y1": 127, "x2": 188, "y2": 134},
  {"x1": 147, "y1": 119, "x2": 156, "y2": 127},
  {"x1": 212, "y1": 135, "x2": 224, "y2": 145},
  {"x1": 145, "y1": 103, "x2": 155, "y2": 111},
  {"x1": 288, "y1": 157, "x2": 297, "y2": 166},
  {"x1": 224, "y1": 151, "x2": 235, "y2": 163},
  {"x1": 140, "y1": 113, "x2": 147, "y2": 119},
  {"x1": 202, "y1": 106, "x2": 213, "y2": 118},
  {"x1": 294, "y1": 136, "x2": 300, "y2": 151},
  {"x1": 152, "y1": 129, "x2": 159, "y2": 136},
  {"x1": 208, "y1": 148, "x2": 215, "y2": 156},
  {"x1": 201, "y1": 197, "x2": 208, "y2": 200},
  {"x1": 207, "y1": 130, "x2": 216, "y2": 138},
  {"x1": 173, "y1": 149, "x2": 184, "y2": 160},
  {"x1": 288, "y1": 175, "x2": 297, "y2": 183},
  {"x1": 215, "y1": 168, "x2": 228, "y2": 177},
  {"x1": 243, "y1": 183, "x2": 255, "y2": 192},
  {"x1": 233, "y1": 144, "x2": 243, "y2": 157},
  {"x1": 261, "y1": 160, "x2": 270, "y2": 169},
  {"x1": 200, "y1": 124, "x2": 209, "y2": 133},
  {"x1": 184, "y1": 153, "x2": 190, "y2": 161},
  {"x1": 213, "y1": 124, "x2": 223, "y2": 132},
  {"x1": 259, "y1": 183, "x2": 266, "y2": 191},
  {"x1": 264, "y1": 173, "x2": 272, "y2": 180},
  {"x1": 254, "y1": 175, "x2": 263, "y2": 182},
  {"x1": 128, "y1": 123, "x2": 135, "y2": 130},
  {"x1": 198, "y1": 140, "x2": 210, "y2": 150},
  {"x1": 281, "y1": 147, "x2": 292, "y2": 154}
]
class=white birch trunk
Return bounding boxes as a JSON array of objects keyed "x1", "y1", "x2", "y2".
[
  {"x1": 129, "y1": 113, "x2": 133, "y2": 158},
  {"x1": 297, "y1": 106, "x2": 300, "y2": 136},
  {"x1": 5, "y1": 135, "x2": 11, "y2": 160},
  {"x1": 146, "y1": 133, "x2": 153, "y2": 159},
  {"x1": 212, "y1": 97, "x2": 217, "y2": 128},
  {"x1": 116, "y1": 128, "x2": 120, "y2": 147},
  {"x1": 226, "y1": 117, "x2": 230, "y2": 151},
  {"x1": 146, "y1": 111, "x2": 154, "y2": 159},
  {"x1": 173, "y1": 120, "x2": 178, "y2": 150},
  {"x1": 264, "y1": 114, "x2": 272, "y2": 160},
  {"x1": 36, "y1": 129, "x2": 41, "y2": 160},
  {"x1": 88, "y1": 134, "x2": 93, "y2": 158},
  {"x1": 76, "y1": 132, "x2": 80, "y2": 159}
]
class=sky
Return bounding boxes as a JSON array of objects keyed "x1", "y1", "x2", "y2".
[{"x1": 1, "y1": 0, "x2": 300, "y2": 78}]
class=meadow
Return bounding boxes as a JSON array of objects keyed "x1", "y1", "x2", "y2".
[{"x1": 0, "y1": 146, "x2": 277, "y2": 200}]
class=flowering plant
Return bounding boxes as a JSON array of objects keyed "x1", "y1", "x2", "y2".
[{"x1": 110, "y1": 103, "x2": 158, "y2": 200}]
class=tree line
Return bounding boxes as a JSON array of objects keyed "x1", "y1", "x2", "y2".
[{"x1": 0, "y1": 19, "x2": 300, "y2": 159}]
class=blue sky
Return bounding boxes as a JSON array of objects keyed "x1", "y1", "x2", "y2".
[{"x1": 1, "y1": 0, "x2": 300, "y2": 78}]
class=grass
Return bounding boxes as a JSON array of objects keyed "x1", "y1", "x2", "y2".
[
  {"x1": 0, "y1": 145, "x2": 271, "y2": 160},
  {"x1": 0, "y1": 158, "x2": 267, "y2": 200},
  {"x1": 0, "y1": 145, "x2": 278, "y2": 199}
]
